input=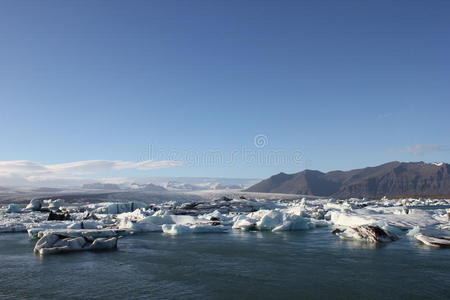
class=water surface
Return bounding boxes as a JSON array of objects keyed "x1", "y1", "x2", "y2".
[{"x1": 0, "y1": 228, "x2": 449, "y2": 299}]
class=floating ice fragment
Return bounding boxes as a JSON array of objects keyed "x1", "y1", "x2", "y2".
[
  {"x1": 34, "y1": 233, "x2": 118, "y2": 255},
  {"x1": 406, "y1": 226, "x2": 421, "y2": 238},
  {"x1": 48, "y1": 199, "x2": 66, "y2": 210},
  {"x1": 94, "y1": 202, "x2": 147, "y2": 214},
  {"x1": 332, "y1": 225, "x2": 399, "y2": 243},
  {"x1": 4, "y1": 204, "x2": 22, "y2": 213},
  {"x1": 415, "y1": 233, "x2": 450, "y2": 247},
  {"x1": 26, "y1": 199, "x2": 42, "y2": 211},
  {"x1": 162, "y1": 224, "x2": 229, "y2": 234}
]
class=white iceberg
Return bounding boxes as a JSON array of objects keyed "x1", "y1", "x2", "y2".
[
  {"x1": 26, "y1": 199, "x2": 42, "y2": 211},
  {"x1": 415, "y1": 233, "x2": 450, "y2": 247},
  {"x1": 118, "y1": 218, "x2": 162, "y2": 232},
  {"x1": 232, "y1": 215, "x2": 257, "y2": 231},
  {"x1": 232, "y1": 209, "x2": 325, "y2": 232},
  {"x1": 0, "y1": 223, "x2": 27, "y2": 233},
  {"x1": 47, "y1": 199, "x2": 66, "y2": 210},
  {"x1": 328, "y1": 208, "x2": 441, "y2": 230},
  {"x1": 406, "y1": 226, "x2": 421, "y2": 238},
  {"x1": 27, "y1": 222, "x2": 76, "y2": 238},
  {"x1": 162, "y1": 224, "x2": 229, "y2": 234}
]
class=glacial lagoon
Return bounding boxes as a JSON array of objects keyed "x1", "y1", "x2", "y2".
[{"x1": 1, "y1": 228, "x2": 449, "y2": 300}]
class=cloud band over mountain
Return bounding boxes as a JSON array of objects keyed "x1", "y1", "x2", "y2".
[{"x1": 0, "y1": 159, "x2": 184, "y2": 186}]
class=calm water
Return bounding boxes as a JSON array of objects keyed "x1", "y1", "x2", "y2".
[{"x1": 0, "y1": 228, "x2": 449, "y2": 300}]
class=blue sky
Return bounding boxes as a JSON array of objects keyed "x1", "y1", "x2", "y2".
[{"x1": 0, "y1": 0, "x2": 449, "y2": 180}]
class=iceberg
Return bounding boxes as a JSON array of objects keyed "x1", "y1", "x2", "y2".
[
  {"x1": 94, "y1": 202, "x2": 147, "y2": 214},
  {"x1": 328, "y1": 208, "x2": 441, "y2": 230},
  {"x1": 26, "y1": 199, "x2": 42, "y2": 211},
  {"x1": 4, "y1": 204, "x2": 22, "y2": 213},
  {"x1": 415, "y1": 234, "x2": 450, "y2": 247},
  {"x1": 27, "y1": 222, "x2": 76, "y2": 238},
  {"x1": 2, "y1": 193, "x2": 450, "y2": 254},
  {"x1": 329, "y1": 211, "x2": 375, "y2": 227},
  {"x1": 232, "y1": 215, "x2": 257, "y2": 231},
  {"x1": 47, "y1": 199, "x2": 66, "y2": 210},
  {"x1": 406, "y1": 226, "x2": 421, "y2": 238},
  {"x1": 118, "y1": 219, "x2": 162, "y2": 232},
  {"x1": 332, "y1": 225, "x2": 399, "y2": 243},
  {"x1": 162, "y1": 224, "x2": 229, "y2": 234},
  {"x1": 0, "y1": 223, "x2": 27, "y2": 233},
  {"x1": 36, "y1": 228, "x2": 124, "y2": 239},
  {"x1": 257, "y1": 210, "x2": 285, "y2": 231},
  {"x1": 67, "y1": 220, "x2": 103, "y2": 230},
  {"x1": 34, "y1": 233, "x2": 118, "y2": 255},
  {"x1": 232, "y1": 209, "x2": 324, "y2": 232}
]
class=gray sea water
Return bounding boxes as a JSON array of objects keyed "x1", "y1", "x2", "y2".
[{"x1": 1, "y1": 228, "x2": 449, "y2": 300}]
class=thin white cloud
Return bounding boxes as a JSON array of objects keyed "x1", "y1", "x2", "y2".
[
  {"x1": 397, "y1": 144, "x2": 449, "y2": 156},
  {"x1": 377, "y1": 112, "x2": 392, "y2": 119},
  {"x1": 47, "y1": 160, "x2": 184, "y2": 175},
  {"x1": 0, "y1": 159, "x2": 184, "y2": 186},
  {"x1": 0, "y1": 160, "x2": 48, "y2": 174}
]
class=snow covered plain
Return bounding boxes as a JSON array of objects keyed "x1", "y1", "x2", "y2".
[{"x1": 1, "y1": 191, "x2": 450, "y2": 254}]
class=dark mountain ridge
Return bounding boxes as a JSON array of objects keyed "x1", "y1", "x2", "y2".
[{"x1": 246, "y1": 161, "x2": 450, "y2": 198}]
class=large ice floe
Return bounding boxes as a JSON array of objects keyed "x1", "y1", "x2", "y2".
[
  {"x1": 162, "y1": 224, "x2": 229, "y2": 234},
  {"x1": 34, "y1": 233, "x2": 118, "y2": 255},
  {"x1": 232, "y1": 208, "x2": 327, "y2": 232},
  {"x1": 1, "y1": 195, "x2": 450, "y2": 255},
  {"x1": 415, "y1": 234, "x2": 450, "y2": 247},
  {"x1": 332, "y1": 225, "x2": 399, "y2": 243}
]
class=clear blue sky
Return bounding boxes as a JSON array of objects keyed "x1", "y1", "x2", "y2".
[{"x1": 0, "y1": 0, "x2": 449, "y2": 179}]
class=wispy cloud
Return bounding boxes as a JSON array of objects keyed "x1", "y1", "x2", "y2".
[
  {"x1": 47, "y1": 160, "x2": 184, "y2": 175},
  {"x1": 396, "y1": 144, "x2": 449, "y2": 156},
  {"x1": 0, "y1": 159, "x2": 184, "y2": 186},
  {"x1": 377, "y1": 112, "x2": 393, "y2": 119}
]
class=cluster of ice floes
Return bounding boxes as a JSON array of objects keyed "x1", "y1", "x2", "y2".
[
  {"x1": 232, "y1": 208, "x2": 327, "y2": 232},
  {"x1": 325, "y1": 198, "x2": 450, "y2": 246},
  {"x1": 1, "y1": 196, "x2": 450, "y2": 254}
]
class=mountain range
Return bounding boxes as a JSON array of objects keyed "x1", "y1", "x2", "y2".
[{"x1": 246, "y1": 161, "x2": 450, "y2": 198}]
